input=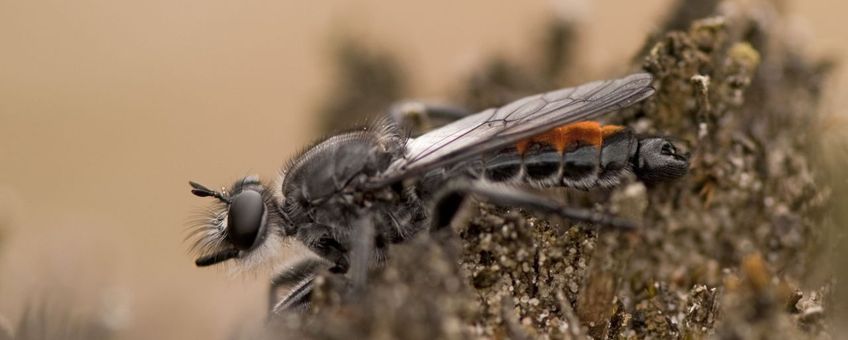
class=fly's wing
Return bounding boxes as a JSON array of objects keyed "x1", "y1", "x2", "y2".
[{"x1": 374, "y1": 73, "x2": 655, "y2": 185}]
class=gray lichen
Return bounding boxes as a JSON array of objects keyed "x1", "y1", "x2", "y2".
[{"x1": 278, "y1": 0, "x2": 841, "y2": 339}]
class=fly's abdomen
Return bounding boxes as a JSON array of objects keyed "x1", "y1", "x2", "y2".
[
  {"x1": 480, "y1": 122, "x2": 636, "y2": 189},
  {"x1": 483, "y1": 146, "x2": 523, "y2": 181},
  {"x1": 523, "y1": 143, "x2": 562, "y2": 181},
  {"x1": 597, "y1": 127, "x2": 637, "y2": 187}
]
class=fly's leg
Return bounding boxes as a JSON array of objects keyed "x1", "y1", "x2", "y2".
[
  {"x1": 388, "y1": 101, "x2": 471, "y2": 135},
  {"x1": 347, "y1": 216, "x2": 376, "y2": 296},
  {"x1": 274, "y1": 219, "x2": 378, "y2": 313},
  {"x1": 296, "y1": 223, "x2": 350, "y2": 273},
  {"x1": 269, "y1": 257, "x2": 331, "y2": 314},
  {"x1": 431, "y1": 181, "x2": 638, "y2": 231}
]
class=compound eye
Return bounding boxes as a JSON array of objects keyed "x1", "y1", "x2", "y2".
[{"x1": 226, "y1": 190, "x2": 266, "y2": 250}]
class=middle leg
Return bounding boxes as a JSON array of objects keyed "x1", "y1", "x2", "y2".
[{"x1": 388, "y1": 101, "x2": 472, "y2": 136}]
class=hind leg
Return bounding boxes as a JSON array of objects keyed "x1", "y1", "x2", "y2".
[{"x1": 430, "y1": 181, "x2": 638, "y2": 231}]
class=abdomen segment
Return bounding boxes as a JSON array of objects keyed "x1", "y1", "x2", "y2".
[{"x1": 480, "y1": 122, "x2": 636, "y2": 189}]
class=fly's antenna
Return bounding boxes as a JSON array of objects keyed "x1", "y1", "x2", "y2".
[{"x1": 189, "y1": 181, "x2": 231, "y2": 204}]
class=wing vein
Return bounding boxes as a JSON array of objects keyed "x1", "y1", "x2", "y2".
[{"x1": 376, "y1": 73, "x2": 655, "y2": 184}]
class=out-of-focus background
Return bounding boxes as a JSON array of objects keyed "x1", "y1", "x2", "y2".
[{"x1": 0, "y1": 0, "x2": 844, "y2": 338}]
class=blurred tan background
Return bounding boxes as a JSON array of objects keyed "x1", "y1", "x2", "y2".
[{"x1": 0, "y1": 0, "x2": 844, "y2": 338}]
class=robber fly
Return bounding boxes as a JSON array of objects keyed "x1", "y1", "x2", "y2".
[{"x1": 187, "y1": 73, "x2": 689, "y2": 314}]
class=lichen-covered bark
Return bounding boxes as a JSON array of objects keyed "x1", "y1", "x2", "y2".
[{"x1": 274, "y1": 1, "x2": 840, "y2": 339}]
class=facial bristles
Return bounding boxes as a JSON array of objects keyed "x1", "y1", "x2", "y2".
[
  {"x1": 226, "y1": 230, "x2": 290, "y2": 277},
  {"x1": 185, "y1": 205, "x2": 291, "y2": 276},
  {"x1": 186, "y1": 208, "x2": 229, "y2": 259}
]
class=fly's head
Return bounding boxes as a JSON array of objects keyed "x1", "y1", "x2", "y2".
[
  {"x1": 633, "y1": 137, "x2": 690, "y2": 183},
  {"x1": 188, "y1": 176, "x2": 288, "y2": 271}
]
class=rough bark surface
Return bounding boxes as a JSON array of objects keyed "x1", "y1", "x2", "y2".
[{"x1": 275, "y1": 1, "x2": 842, "y2": 339}]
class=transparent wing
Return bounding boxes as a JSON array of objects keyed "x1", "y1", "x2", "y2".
[{"x1": 375, "y1": 73, "x2": 655, "y2": 185}]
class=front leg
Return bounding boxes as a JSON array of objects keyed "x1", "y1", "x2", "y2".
[
  {"x1": 268, "y1": 223, "x2": 352, "y2": 315},
  {"x1": 268, "y1": 257, "x2": 331, "y2": 314},
  {"x1": 273, "y1": 217, "x2": 381, "y2": 313},
  {"x1": 296, "y1": 223, "x2": 350, "y2": 273}
]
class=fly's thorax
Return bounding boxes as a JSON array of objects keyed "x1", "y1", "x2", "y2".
[
  {"x1": 476, "y1": 122, "x2": 639, "y2": 189},
  {"x1": 279, "y1": 123, "x2": 406, "y2": 226},
  {"x1": 269, "y1": 121, "x2": 431, "y2": 274}
]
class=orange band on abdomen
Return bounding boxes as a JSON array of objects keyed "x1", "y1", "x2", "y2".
[
  {"x1": 516, "y1": 121, "x2": 608, "y2": 155},
  {"x1": 601, "y1": 124, "x2": 625, "y2": 138}
]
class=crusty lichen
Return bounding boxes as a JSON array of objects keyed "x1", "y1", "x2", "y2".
[
  {"x1": 276, "y1": 0, "x2": 839, "y2": 339},
  {"x1": 459, "y1": 205, "x2": 596, "y2": 338}
]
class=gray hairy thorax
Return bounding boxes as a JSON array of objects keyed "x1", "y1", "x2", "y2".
[{"x1": 278, "y1": 125, "x2": 427, "y2": 253}]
